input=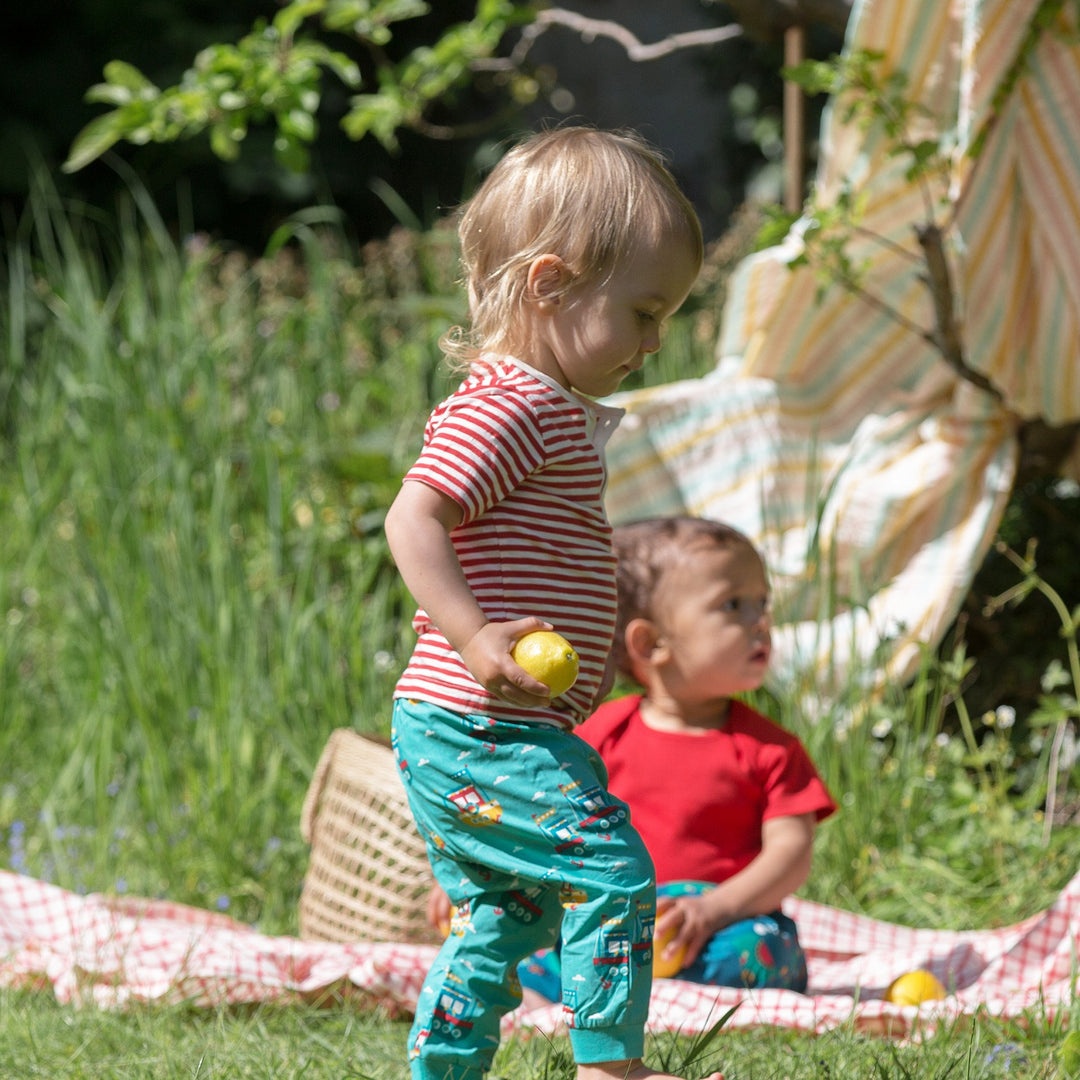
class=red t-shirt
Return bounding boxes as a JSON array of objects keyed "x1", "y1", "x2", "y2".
[{"x1": 577, "y1": 695, "x2": 837, "y2": 884}]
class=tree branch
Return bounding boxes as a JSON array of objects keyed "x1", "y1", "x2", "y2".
[
  {"x1": 830, "y1": 273, "x2": 940, "y2": 352},
  {"x1": 477, "y1": 8, "x2": 744, "y2": 71},
  {"x1": 915, "y1": 222, "x2": 1005, "y2": 403}
]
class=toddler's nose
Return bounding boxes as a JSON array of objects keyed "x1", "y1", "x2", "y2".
[{"x1": 743, "y1": 600, "x2": 771, "y2": 629}]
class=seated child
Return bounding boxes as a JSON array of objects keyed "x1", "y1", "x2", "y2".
[{"x1": 514, "y1": 516, "x2": 837, "y2": 998}]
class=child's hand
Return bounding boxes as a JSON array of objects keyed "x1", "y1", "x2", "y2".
[
  {"x1": 460, "y1": 618, "x2": 556, "y2": 706},
  {"x1": 427, "y1": 886, "x2": 453, "y2": 935},
  {"x1": 654, "y1": 895, "x2": 718, "y2": 970}
]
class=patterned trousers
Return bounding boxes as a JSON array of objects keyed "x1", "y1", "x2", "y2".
[{"x1": 392, "y1": 698, "x2": 657, "y2": 1080}]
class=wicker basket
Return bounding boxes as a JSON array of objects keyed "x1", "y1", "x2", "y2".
[{"x1": 299, "y1": 728, "x2": 440, "y2": 945}]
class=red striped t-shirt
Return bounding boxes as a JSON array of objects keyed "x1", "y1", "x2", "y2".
[{"x1": 393, "y1": 358, "x2": 623, "y2": 729}]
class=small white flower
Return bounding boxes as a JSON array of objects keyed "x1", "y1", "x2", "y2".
[
  {"x1": 995, "y1": 705, "x2": 1016, "y2": 729},
  {"x1": 292, "y1": 501, "x2": 314, "y2": 528},
  {"x1": 872, "y1": 717, "x2": 893, "y2": 739}
]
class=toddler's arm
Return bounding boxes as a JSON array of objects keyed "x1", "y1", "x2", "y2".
[
  {"x1": 655, "y1": 812, "x2": 816, "y2": 968},
  {"x1": 385, "y1": 479, "x2": 552, "y2": 705}
]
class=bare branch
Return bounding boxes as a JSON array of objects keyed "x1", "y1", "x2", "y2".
[
  {"x1": 829, "y1": 272, "x2": 938, "y2": 347},
  {"x1": 849, "y1": 222, "x2": 925, "y2": 267},
  {"x1": 914, "y1": 222, "x2": 1005, "y2": 403},
  {"x1": 477, "y1": 8, "x2": 743, "y2": 71}
]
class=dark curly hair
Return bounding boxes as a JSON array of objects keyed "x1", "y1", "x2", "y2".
[{"x1": 611, "y1": 516, "x2": 762, "y2": 683}]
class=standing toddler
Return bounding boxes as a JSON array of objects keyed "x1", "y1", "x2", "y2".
[{"x1": 384, "y1": 128, "x2": 714, "y2": 1080}]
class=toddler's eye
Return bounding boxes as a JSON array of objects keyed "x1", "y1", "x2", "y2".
[
  {"x1": 719, "y1": 597, "x2": 770, "y2": 618},
  {"x1": 637, "y1": 310, "x2": 657, "y2": 323}
]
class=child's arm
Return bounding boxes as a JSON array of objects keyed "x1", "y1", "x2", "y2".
[
  {"x1": 655, "y1": 812, "x2": 816, "y2": 969},
  {"x1": 385, "y1": 479, "x2": 552, "y2": 705}
]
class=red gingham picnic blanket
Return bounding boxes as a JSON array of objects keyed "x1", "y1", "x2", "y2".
[{"x1": 2, "y1": 869, "x2": 1076, "y2": 1036}]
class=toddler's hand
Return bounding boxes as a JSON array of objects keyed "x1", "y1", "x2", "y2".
[
  {"x1": 427, "y1": 886, "x2": 453, "y2": 935},
  {"x1": 460, "y1": 618, "x2": 555, "y2": 706},
  {"x1": 654, "y1": 895, "x2": 718, "y2": 969}
]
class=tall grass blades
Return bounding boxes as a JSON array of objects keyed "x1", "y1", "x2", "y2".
[
  {"x1": 2, "y1": 168, "x2": 1078, "y2": 965},
  {"x1": 0, "y1": 174, "x2": 458, "y2": 927}
]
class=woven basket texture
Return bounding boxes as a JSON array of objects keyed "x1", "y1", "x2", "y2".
[{"x1": 299, "y1": 728, "x2": 439, "y2": 945}]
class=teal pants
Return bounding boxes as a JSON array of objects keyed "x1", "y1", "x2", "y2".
[
  {"x1": 519, "y1": 883, "x2": 808, "y2": 999},
  {"x1": 392, "y1": 699, "x2": 657, "y2": 1080}
]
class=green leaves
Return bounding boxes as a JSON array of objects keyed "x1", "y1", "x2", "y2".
[
  {"x1": 342, "y1": 0, "x2": 526, "y2": 148},
  {"x1": 64, "y1": 0, "x2": 525, "y2": 172},
  {"x1": 1062, "y1": 1030, "x2": 1080, "y2": 1078},
  {"x1": 321, "y1": 0, "x2": 430, "y2": 43},
  {"x1": 64, "y1": 11, "x2": 360, "y2": 174}
]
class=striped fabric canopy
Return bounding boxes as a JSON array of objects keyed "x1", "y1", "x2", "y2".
[{"x1": 604, "y1": 0, "x2": 1080, "y2": 693}]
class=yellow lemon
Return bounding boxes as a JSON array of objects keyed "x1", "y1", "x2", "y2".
[
  {"x1": 652, "y1": 925, "x2": 686, "y2": 979},
  {"x1": 884, "y1": 969, "x2": 946, "y2": 1005},
  {"x1": 511, "y1": 631, "x2": 579, "y2": 697}
]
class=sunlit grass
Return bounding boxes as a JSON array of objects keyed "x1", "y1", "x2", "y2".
[{"x1": 1, "y1": 176, "x2": 1079, "y2": 1076}]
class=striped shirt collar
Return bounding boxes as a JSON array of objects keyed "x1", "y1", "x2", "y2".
[{"x1": 488, "y1": 354, "x2": 626, "y2": 451}]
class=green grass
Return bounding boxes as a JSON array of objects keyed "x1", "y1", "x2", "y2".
[
  {"x1": 0, "y1": 986, "x2": 1071, "y2": 1079},
  {"x1": 1, "y1": 177, "x2": 1079, "y2": 1077}
]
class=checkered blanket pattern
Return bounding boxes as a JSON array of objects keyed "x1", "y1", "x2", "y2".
[{"x1": 2, "y1": 869, "x2": 1076, "y2": 1035}]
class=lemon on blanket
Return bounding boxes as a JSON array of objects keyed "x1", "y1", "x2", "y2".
[
  {"x1": 511, "y1": 631, "x2": 579, "y2": 697},
  {"x1": 885, "y1": 969, "x2": 946, "y2": 1005},
  {"x1": 652, "y1": 925, "x2": 687, "y2": 979}
]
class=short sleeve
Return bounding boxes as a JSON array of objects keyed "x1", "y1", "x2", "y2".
[{"x1": 405, "y1": 390, "x2": 546, "y2": 524}]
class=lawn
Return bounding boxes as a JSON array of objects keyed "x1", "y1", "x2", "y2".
[{"x1": 1, "y1": 179, "x2": 1078, "y2": 1077}]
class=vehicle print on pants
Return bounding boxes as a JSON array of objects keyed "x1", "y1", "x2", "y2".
[
  {"x1": 409, "y1": 1027, "x2": 430, "y2": 1060},
  {"x1": 560, "y1": 882, "x2": 588, "y2": 909},
  {"x1": 501, "y1": 885, "x2": 545, "y2": 925},
  {"x1": 448, "y1": 898, "x2": 471, "y2": 936},
  {"x1": 445, "y1": 769, "x2": 502, "y2": 826},
  {"x1": 432, "y1": 974, "x2": 476, "y2": 1039},
  {"x1": 558, "y1": 779, "x2": 628, "y2": 831},
  {"x1": 592, "y1": 904, "x2": 655, "y2": 986},
  {"x1": 532, "y1": 806, "x2": 588, "y2": 856},
  {"x1": 593, "y1": 914, "x2": 632, "y2": 977}
]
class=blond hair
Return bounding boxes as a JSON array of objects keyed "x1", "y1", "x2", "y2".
[
  {"x1": 443, "y1": 126, "x2": 703, "y2": 365},
  {"x1": 611, "y1": 517, "x2": 763, "y2": 682}
]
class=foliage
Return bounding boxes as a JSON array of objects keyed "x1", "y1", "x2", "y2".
[
  {"x1": 776, "y1": 47, "x2": 960, "y2": 343},
  {"x1": 956, "y1": 477, "x2": 1080, "y2": 737},
  {"x1": 0, "y1": 171, "x2": 720, "y2": 929},
  {"x1": 775, "y1": 5, "x2": 1074, "y2": 411},
  {"x1": 64, "y1": 0, "x2": 534, "y2": 175},
  {"x1": 2, "y1": 173, "x2": 1080, "y2": 1076},
  {"x1": 747, "y1": 545, "x2": 1080, "y2": 929}
]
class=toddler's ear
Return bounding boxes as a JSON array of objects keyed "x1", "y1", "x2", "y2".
[
  {"x1": 625, "y1": 618, "x2": 663, "y2": 666},
  {"x1": 526, "y1": 254, "x2": 570, "y2": 308}
]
